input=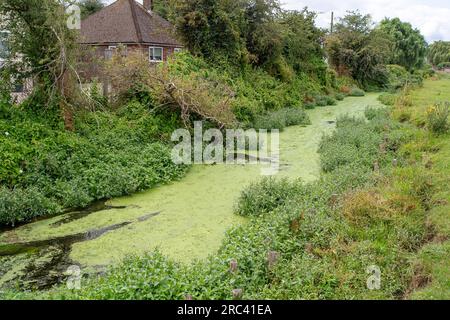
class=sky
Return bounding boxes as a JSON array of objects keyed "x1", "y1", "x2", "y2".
[
  {"x1": 282, "y1": 0, "x2": 450, "y2": 42},
  {"x1": 105, "y1": 0, "x2": 450, "y2": 43}
]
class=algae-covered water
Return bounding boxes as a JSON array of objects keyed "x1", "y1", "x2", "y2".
[{"x1": 0, "y1": 94, "x2": 382, "y2": 288}]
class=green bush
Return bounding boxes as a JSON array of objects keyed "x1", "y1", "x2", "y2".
[
  {"x1": 349, "y1": 88, "x2": 366, "y2": 97},
  {"x1": 314, "y1": 95, "x2": 337, "y2": 107},
  {"x1": 335, "y1": 93, "x2": 345, "y2": 101},
  {"x1": 0, "y1": 101, "x2": 187, "y2": 226},
  {"x1": 303, "y1": 102, "x2": 316, "y2": 110},
  {"x1": 427, "y1": 102, "x2": 449, "y2": 135},
  {"x1": 365, "y1": 106, "x2": 389, "y2": 120},
  {"x1": 437, "y1": 62, "x2": 450, "y2": 70},
  {"x1": 253, "y1": 108, "x2": 310, "y2": 130},
  {"x1": 234, "y1": 178, "x2": 302, "y2": 217},
  {"x1": 0, "y1": 187, "x2": 61, "y2": 225},
  {"x1": 378, "y1": 93, "x2": 397, "y2": 106}
]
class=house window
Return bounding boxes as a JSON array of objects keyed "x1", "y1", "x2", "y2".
[
  {"x1": 149, "y1": 47, "x2": 163, "y2": 62},
  {"x1": 12, "y1": 81, "x2": 24, "y2": 93}
]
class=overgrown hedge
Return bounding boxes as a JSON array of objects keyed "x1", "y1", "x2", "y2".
[{"x1": 0, "y1": 101, "x2": 187, "y2": 226}]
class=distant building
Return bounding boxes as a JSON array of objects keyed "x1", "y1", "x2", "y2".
[
  {"x1": 79, "y1": 0, "x2": 183, "y2": 65},
  {"x1": 2, "y1": 0, "x2": 184, "y2": 102}
]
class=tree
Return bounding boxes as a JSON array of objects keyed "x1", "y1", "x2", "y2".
[
  {"x1": 428, "y1": 41, "x2": 450, "y2": 66},
  {"x1": 379, "y1": 18, "x2": 427, "y2": 71},
  {"x1": 78, "y1": 0, "x2": 104, "y2": 19},
  {"x1": 0, "y1": 0, "x2": 80, "y2": 129},
  {"x1": 174, "y1": 0, "x2": 247, "y2": 65},
  {"x1": 174, "y1": 0, "x2": 327, "y2": 81},
  {"x1": 152, "y1": 0, "x2": 178, "y2": 22},
  {"x1": 105, "y1": 51, "x2": 237, "y2": 128},
  {"x1": 243, "y1": 0, "x2": 282, "y2": 65},
  {"x1": 325, "y1": 11, "x2": 393, "y2": 89},
  {"x1": 280, "y1": 9, "x2": 326, "y2": 76}
]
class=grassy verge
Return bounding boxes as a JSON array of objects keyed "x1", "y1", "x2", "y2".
[{"x1": 401, "y1": 74, "x2": 450, "y2": 299}]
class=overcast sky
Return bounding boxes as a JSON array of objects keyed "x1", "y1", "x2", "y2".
[
  {"x1": 282, "y1": 0, "x2": 450, "y2": 42},
  {"x1": 106, "y1": 0, "x2": 450, "y2": 42}
]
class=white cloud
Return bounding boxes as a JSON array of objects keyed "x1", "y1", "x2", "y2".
[{"x1": 281, "y1": 0, "x2": 450, "y2": 42}]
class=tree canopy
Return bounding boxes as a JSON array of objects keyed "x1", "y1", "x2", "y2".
[
  {"x1": 173, "y1": 0, "x2": 326, "y2": 81},
  {"x1": 379, "y1": 17, "x2": 427, "y2": 71},
  {"x1": 325, "y1": 11, "x2": 393, "y2": 89},
  {"x1": 78, "y1": 0, "x2": 104, "y2": 19},
  {"x1": 428, "y1": 41, "x2": 450, "y2": 67}
]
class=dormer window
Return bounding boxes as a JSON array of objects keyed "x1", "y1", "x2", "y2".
[{"x1": 149, "y1": 47, "x2": 163, "y2": 62}]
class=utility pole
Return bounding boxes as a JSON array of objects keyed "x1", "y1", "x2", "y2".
[{"x1": 330, "y1": 11, "x2": 334, "y2": 34}]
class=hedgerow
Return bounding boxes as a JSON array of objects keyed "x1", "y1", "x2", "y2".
[{"x1": 0, "y1": 101, "x2": 187, "y2": 226}]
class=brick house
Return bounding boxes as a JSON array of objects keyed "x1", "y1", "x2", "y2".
[
  {"x1": 80, "y1": 0, "x2": 183, "y2": 65},
  {"x1": 2, "y1": 0, "x2": 183, "y2": 102}
]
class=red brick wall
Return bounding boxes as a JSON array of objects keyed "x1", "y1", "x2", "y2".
[{"x1": 80, "y1": 43, "x2": 182, "y2": 82}]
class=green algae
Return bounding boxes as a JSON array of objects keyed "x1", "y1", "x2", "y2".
[{"x1": 0, "y1": 94, "x2": 383, "y2": 282}]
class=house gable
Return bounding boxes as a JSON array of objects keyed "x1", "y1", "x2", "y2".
[{"x1": 80, "y1": 0, "x2": 181, "y2": 47}]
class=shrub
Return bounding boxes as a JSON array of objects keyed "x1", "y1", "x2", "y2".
[
  {"x1": 234, "y1": 178, "x2": 302, "y2": 217},
  {"x1": 253, "y1": 108, "x2": 310, "y2": 130},
  {"x1": 386, "y1": 64, "x2": 410, "y2": 90},
  {"x1": 335, "y1": 93, "x2": 345, "y2": 101},
  {"x1": 0, "y1": 101, "x2": 188, "y2": 226},
  {"x1": 349, "y1": 88, "x2": 366, "y2": 97},
  {"x1": 339, "y1": 86, "x2": 351, "y2": 95},
  {"x1": 378, "y1": 93, "x2": 397, "y2": 106},
  {"x1": 395, "y1": 92, "x2": 413, "y2": 107},
  {"x1": 326, "y1": 96, "x2": 337, "y2": 105},
  {"x1": 315, "y1": 96, "x2": 328, "y2": 107},
  {"x1": 283, "y1": 108, "x2": 311, "y2": 126},
  {"x1": 437, "y1": 62, "x2": 450, "y2": 70},
  {"x1": 0, "y1": 187, "x2": 61, "y2": 225},
  {"x1": 303, "y1": 102, "x2": 316, "y2": 110},
  {"x1": 318, "y1": 114, "x2": 396, "y2": 173},
  {"x1": 427, "y1": 102, "x2": 449, "y2": 135},
  {"x1": 314, "y1": 95, "x2": 337, "y2": 107},
  {"x1": 365, "y1": 106, "x2": 388, "y2": 120}
]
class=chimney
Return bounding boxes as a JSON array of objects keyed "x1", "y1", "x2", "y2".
[{"x1": 143, "y1": 0, "x2": 153, "y2": 11}]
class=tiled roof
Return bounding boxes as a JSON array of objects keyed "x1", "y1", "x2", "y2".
[{"x1": 80, "y1": 0, "x2": 182, "y2": 46}]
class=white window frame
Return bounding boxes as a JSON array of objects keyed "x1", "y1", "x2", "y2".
[{"x1": 149, "y1": 46, "x2": 164, "y2": 62}]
